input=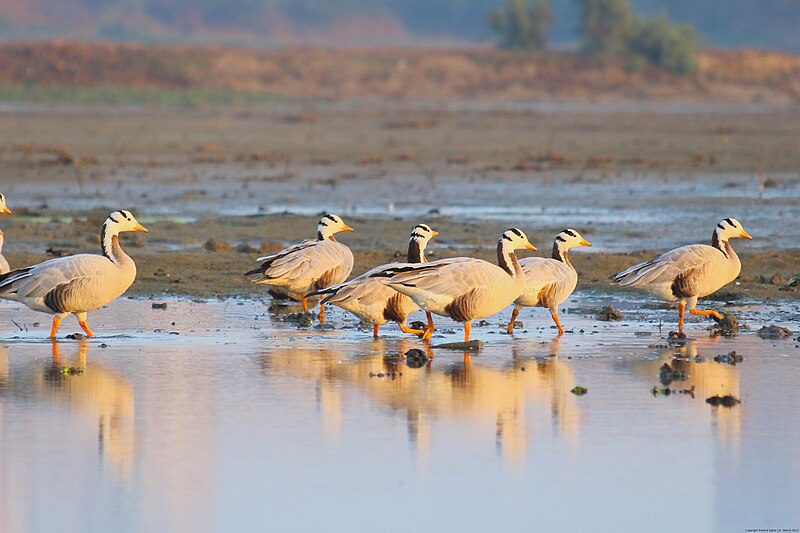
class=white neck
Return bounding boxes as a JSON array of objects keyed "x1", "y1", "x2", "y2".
[
  {"x1": 100, "y1": 221, "x2": 130, "y2": 266},
  {"x1": 0, "y1": 233, "x2": 4, "y2": 253}
]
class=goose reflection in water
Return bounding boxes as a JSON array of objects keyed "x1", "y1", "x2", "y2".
[
  {"x1": 261, "y1": 337, "x2": 582, "y2": 465},
  {"x1": 35, "y1": 341, "x2": 136, "y2": 483},
  {"x1": 624, "y1": 338, "x2": 742, "y2": 448}
]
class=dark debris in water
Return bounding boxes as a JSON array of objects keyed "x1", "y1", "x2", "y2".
[
  {"x1": 667, "y1": 330, "x2": 687, "y2": 346},
  {"x1": 756, "y1": 325, "x2": 793, "y2": 339},
  {"x1": 65, "y1": 333, "x2": 85, "y2": 340},
  {"x1": 659, "y1": 363, "x2": 688, "y2": 385},
  {"x1": 409, "y1": 321, "x2": 426, "y2": 331},
  {"x1": 706, "y1": 395, "x2": 741, "y2": 407},
  {"x1": 369, "y1": 371, "x2": 403, "y2": 379},
  {"x1": 651, "y1": 385, "x2": 695, "y2": 397},
  {"x1": 714, "y1": 351, "x2": 744, "y2": 365},
  {"x1": 597, "y1": 305, "x2": 623, "y2": 321},
  {"x1": 711, "y1": 312, "x2": 739, "y2": 336},
  {"x1": 405, "y1": 348, "x2": 429, "y2": 369},
  {"x1": 570, "y1": 386, "x2": 588, "y2": 396},
  {"x1": 60, "y1": 366, "x2": 84, "y2": 376}
]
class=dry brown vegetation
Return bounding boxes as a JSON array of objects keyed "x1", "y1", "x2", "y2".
[{"x1": 2, "y1": 41, "x2": 800, "y2": 102}]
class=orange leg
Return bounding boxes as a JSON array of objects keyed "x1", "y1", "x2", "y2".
[
  {"x1": 690, "y1": 308, "x2": 723, "y2": 321},
  {"x1": 79, "y1": 321, "x2": 95, "y2": 337},
  {"x1": 678, "y1": 301, "x2": 686, "y2": 328},
  {"x1": 399, "y1": 322, "x2": 425, "y2": 336},
  {"x1": 301, "y1": 296, "x2": 310, "y2": 314},
  {"x1": 507, "y1": 308, "x2": 520, "y2": 335},
  {"x1": 464, "y1": 321, "x2": 471, "y2": 343},
  {"x1": 373, "y1": 324, "x2": 380, "y2": 338},
  {"x1": 551, "y1": 312, "x2": 565, "y2": 336},
  {"x1": 318, "y1": 302, "x2": 325, "y2": 323},
  {"x1": 422, "y1": 312, "x2": 435, "y2": 340},
  {"x1": 51, "y1": 342, "x2": 61, "y2": 359},
  {"x1": 49, "y1": 316, "x2": 62, "y2": 339}
]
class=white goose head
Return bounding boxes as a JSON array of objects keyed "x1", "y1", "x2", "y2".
[
  {"x1": 100, "y1": 210, "x2": 148, "y2": 262},
  {"x1": 0, "y1": 193, "x2": 10, "y2": 214},
  {"x1": 499, "y1": 228, "x2": 537, "y2": 252},
  {"x1": 552, "y1": 228, "x2": 591, "y2": 261},
  {"x1": 317, "y1": 213, "x2": 354, "y2": 241},
  {"x1": 105, "y1": 210, "x2": 149, "y2": 234},
  {"x1": 407, "y1": 223, "x2": 439, "y2": 263},
  {"x1": 715, "y1": 218, "x2": 752, "y2": 241}
]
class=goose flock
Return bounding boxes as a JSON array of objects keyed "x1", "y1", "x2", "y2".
[{"x1": 0, "y1": 194, "x2": 754, "y2": 341}]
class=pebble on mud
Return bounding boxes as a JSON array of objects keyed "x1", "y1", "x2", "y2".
[
  {"x1": 756, "y1": 325, "x2": 793, "y2": 339},
  {"x1": 571, "y1": 386, "x2": 588, "y2": 396},
  {"x1": 151, "y1": 302, "x2": 168, "y2": 310},
  {"x1": 284, "y1": 313, "x2": 313, "y2": 328},
  {"x1": 706, "y1": 395, "x2": 741, "y2": 407},
  {"x1": 204, "y1": 238, "x2": 233, "y2": 252},
  {"x1": 65, "y1": 333, "x2": 85, "y2": 340},
  {"x1": 597, "y1": 305, "x2": 623, "y2": 321}
]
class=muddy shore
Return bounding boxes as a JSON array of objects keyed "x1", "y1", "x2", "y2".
[{"x1": 0, "y1": 103, "x2": 798, "y2": 301}]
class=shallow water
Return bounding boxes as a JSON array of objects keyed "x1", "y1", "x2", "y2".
[{"x1": 1, "y1": 297, "x2": 799, "y2": 532}]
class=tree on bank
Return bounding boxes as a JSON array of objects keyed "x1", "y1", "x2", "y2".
[
  {"x1": 574, "y1": 0, "x2": 698, "y2": 72},
  {"x1": 489, "y1": 0, "x2": 553, "y2": 51}
]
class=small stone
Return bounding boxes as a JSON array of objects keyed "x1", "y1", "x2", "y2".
[
  {"x1": 756, "y1": 325, "x2": 793, "y2": 339},
  {"x1": 203, "y1": 239, "x2": 233, "y2": 252},
  {"x1": 597, "y1": 305, "x2": 623, "y2": 321},
  {"x1": 570, "y1": 386, "x2": 588, "y2": 396},
  {"x1": 151, "y1": 302, "x2": 168, "y2": 310}
]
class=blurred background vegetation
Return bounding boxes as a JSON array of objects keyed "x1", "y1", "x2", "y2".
[{"x1": 0, "y1": 0, "x2": 798, "y2": 51}]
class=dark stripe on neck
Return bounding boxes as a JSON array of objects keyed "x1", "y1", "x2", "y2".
[
  {"x1": 100, "y1": 222, "x2": 111, "y2": 259},
  {"x1": 407, "y1": 239, "x2": 424, "y2": 263},
  {"x1": 317, "y1": 230, "x2": 325, "y2": 241},
  {"x1": 497, "y1": 241, "x2": 513, "y2": 276},
  {"x1": 552, "y1": 242, "x2": 567, "y2": 262}
]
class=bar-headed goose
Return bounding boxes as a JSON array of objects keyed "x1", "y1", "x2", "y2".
[
  {"x1": 245, "y1": 213, "x2": 354, "y2": 321},
  {"x1": 0, "y1": 193, "x2": 11, "y2": 275},
  {"x1": 0, "y1": 210, "x2": 148, "y2": 338},
  {"x1": 311, "y1": 224, "x2": 438, "y2": 338},
  {"x1": 373, "y1": 228, "x2": 537, "y2": 342},
  {"x1": 611, "y1": 218, "x2": 752, "y2": 329},
  {"x1": 507, "y1": 229, "x2": 591, "y2": 336}
]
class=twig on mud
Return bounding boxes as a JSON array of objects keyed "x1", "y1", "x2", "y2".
[{"x1": 10, "y1": 319, "x2": 27, "y2": 332}]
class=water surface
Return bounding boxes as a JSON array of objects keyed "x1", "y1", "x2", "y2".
[{"x1": 1, "y1": 297, "x2": 799, "y2": 532}]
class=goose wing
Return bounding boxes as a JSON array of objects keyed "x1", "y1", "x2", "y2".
[
  {"x1": 611, "y1": 244, "x2": 723, "y2": 287},
  {"x1": 379, "y1": 258, "x2": 505, "y2": 298},
  {"x1": 246, "y1": 239, "x2": 353, "y2": 286},
  {"x1": 519, "y1": 257, "x2": 571, "y2": 290},
  {"x1": 314, "y1": 261, "x2": 406, "y2": 302},
  {"x1": 0, "y1": 254, "x2": 109, "y2": 299}
]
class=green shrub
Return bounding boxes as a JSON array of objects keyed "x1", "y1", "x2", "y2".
[{"x1": 489, "y1": 0, "x2": 553, "y2": 51}]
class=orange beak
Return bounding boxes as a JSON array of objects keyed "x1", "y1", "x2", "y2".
[
  {"x1": 133, "y1": 223, "x2": 149, "y2": 233},
  {"x1": 431, "y1": 231, "x2": 440, "y2": 237},
  {"x1": 525, "y1": 243, "x2": 538, "y2": 251},
  {"x1": 1, "y1": 207, "x2": 10, "y2": 214},
  {"x1": 739, "y1": 230, "x2": 752, "y2": 240},
  {"x1": 341, "y1": 224, "x2": 354, "y2": 232},
  {"x1": 580, "y1": 239, "x2": 592, "y2": 247}
]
